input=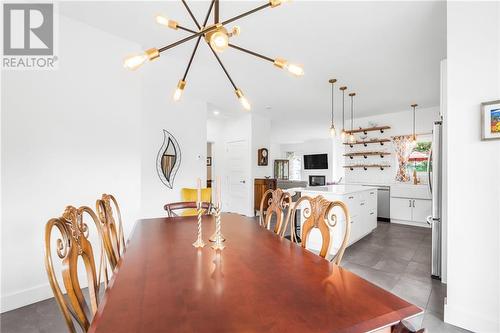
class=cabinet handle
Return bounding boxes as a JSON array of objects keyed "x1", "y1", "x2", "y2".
[
  {"x1": 370, "y1": 192, "x2": 375, "y2": 195},
  {"x1": 413, "y1": 200, "x2": 415, "y2": 208},
  {"x1": 360, "y1": 202, "x2": 365, "y2": 206},
  {"x1": 409, "y1": 200, "x2": 412, "y2": 207},
  {"x1": 348, "y1": 196, "x2": 354, "y2": 199},
  {"x1": 351, "y1": 220, "x2": 355, "y2": 224},
  {"x1": 370, "y1": 212, "x2": 374, "y2": 215}
]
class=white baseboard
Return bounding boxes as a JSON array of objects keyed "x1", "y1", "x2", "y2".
[
  {"x1": 1, "y1": 283, "x2": 54, "y2": 313},
  {"x1": 445, "y1": 303, "x2": 499, "y2": 332},
  {"x1": 390, "y1": 219, "x2": 430, "y2": 228}
]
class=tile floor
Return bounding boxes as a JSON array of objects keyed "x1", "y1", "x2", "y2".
[
  {"x1": 0, "y1": 221, "x2": 470, "y2": 333},
  {"x1": 341, "y1": 222, "x2": 470, "y2": 333}
]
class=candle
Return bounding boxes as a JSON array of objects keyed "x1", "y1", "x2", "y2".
[
  {"x1": 197, "y1": 178, "x2": 202, "y2": 206},
  {"x1": 216, "y1": 176, "x2": 221, "y2": 207}
]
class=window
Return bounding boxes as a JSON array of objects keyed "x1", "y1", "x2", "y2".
[{"x1": 407, "y1": 137, "x2": 431, "y2": 174}]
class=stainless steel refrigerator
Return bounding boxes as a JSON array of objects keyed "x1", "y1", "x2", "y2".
[{"x1": 427, "y1": 120, "x2": 442, "y2": 280}]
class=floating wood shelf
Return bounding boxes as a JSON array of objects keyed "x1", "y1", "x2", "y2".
[
  {"x1": 343, "y1": 152, "x2": 391, "y2": 159},
  {"x1": 346, "y1": 126, "x2": 391, "y2": 134},
  {"x1": 344, "y1": 139, "x2": 391, "y2": 147},
  {"x1": 343, "y1": 164, "x2": 391, "y2": 171}
]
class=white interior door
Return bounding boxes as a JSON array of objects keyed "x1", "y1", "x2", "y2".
[{"x1": 226, "y1": 140, "x2": 250, "y2": 215}]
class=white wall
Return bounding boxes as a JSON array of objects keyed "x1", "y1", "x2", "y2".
[
  {"x1": 251, "y1": 114, "x2": 272, "y2": 179},
  {"x1": 445, "y1": 2, "x2": 500, "y2": 332},
  {"x1": 280, "y1": 139, "x2": 338, "y2": 184},
  {"x1": 343, "y1": 107, "x2": 439, "y2": 185},
  {"x1": 207, "y1": 114, "x2": 252, "y2": 215},
  {"x1": 139, "y1": 67, "x2": 207, "y2": 218},
  {"x1": 1, "y1": 16, "x2": 142, "y2": 312}
]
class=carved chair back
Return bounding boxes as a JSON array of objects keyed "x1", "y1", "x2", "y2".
[
  {"x1": 164, "y1": 201, "x2": 212, "y2": 218},
  {"x1": 259, "y1": 188, "x2": 292, "y2": 236},
  {"x1": 44, "y1": 206, "x2": 108, "y2": 333},
  {"x1": 290, "y1": 195, "x2": 351, "y2": 263},
  {"x1": 96, "y1": 194, "x2": 125, "y2": 271}
]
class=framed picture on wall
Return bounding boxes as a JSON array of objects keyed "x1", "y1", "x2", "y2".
[{"x1": 481, "y1": 100, "x2": 500, "y2": 140}]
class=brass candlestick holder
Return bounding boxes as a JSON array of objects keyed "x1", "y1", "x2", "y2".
[
  {"x1": 210, "y1": 204, "x2": 225, "y2": 251},
  {"x1": 192, "y1": 202, "x2": 206, "y2": 248}
]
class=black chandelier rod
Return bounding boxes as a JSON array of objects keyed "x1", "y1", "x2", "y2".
[
  {"x1": 182, "y1": 0, "x2": 216, "y2": 81},
  {"x1": 228, "y1": 44, "x2": 274, "y2": 63},
  {"x1": 221, "y1": 3, "x2": 270, "y2": 26},
  {"x1": 158, "y1": 2, "x2": 271, "y2": 53},
  {"x1": 210, "y1": 47, "x2": 237, "y2": 90},
  {"x1": 214, "y1": 0, "x2": 220, "y2": 24},
  {"x1": 181, "y1": 0, "x2": 201, "y2": 29}
]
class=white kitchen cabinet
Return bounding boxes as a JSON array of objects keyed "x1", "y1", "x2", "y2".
[
  {"x1": 390, "y1": 185, "x2": 431, "y2": 227},
  {"x1": 390, "y1": 197, "x2": 413, "y2": 221},
  {"x1": 412, "y1": 199, "x2": 432, "y2": 223}
]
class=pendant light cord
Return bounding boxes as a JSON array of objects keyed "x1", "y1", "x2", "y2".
[
  {"x1": 331, "y1": 83, "x2": 334, "y2": 125},
  {"x1": 342, "y1": 90, "x2": 345, "y2": 131},
  {"x1": 350, "y1": 95, "x2": 354, "y2": 131},
  {"x1": 413, "y1": 106, "x2": 416, "y2": 138}
]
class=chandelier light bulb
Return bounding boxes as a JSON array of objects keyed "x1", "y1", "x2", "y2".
[
  {"x1": 173, "y1": 80, "x2": 186, "y2": 101},
  {"x1": 285, "y1": 62, "x2": 304, "y2": 76},
  {"x1": 230, "y1": 26, "x2": 241, "y2": 37},
  {"x1": 210, "y1": 31, "x2": 229, "y2": 52},
  {"x1": 155, "y1": 15, "x2": 177, "y2": 29},
  {"x1": 273, "y1": 58, "x2": 304, "y2": 77},
  {"x1": 270, "y1": 0, "x2": 292, "y2": 8},
  {"x1": 329, "y1": 125, "x2": 336, "y2": 138},
  {"x1": 123, "y1": 48, "x2": 159, "y2": 71},
  {"x1": 123, "y1": 53, "x2": 148, "y2": 71},
  {"x1": 235, "y1": 89, "x2": 251, "y2": 111}
]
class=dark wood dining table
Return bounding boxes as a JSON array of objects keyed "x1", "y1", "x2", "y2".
[{"x1": 88, "y1": 213, "x2": 422, "y2": 333}]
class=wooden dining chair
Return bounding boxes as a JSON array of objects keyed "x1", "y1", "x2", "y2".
[
  {"x1": 179, "y1": 187, "x2": 212, "y2": 216},
  {"x1": 164, "y1": 201, "x2": 212, "y2": 217},
  {"x1": 289, "y1": 195, "x2": 351, "y2": 264},
  {"x1": 259, "y1": 188, "x2": 292, "y2": 236},
  {"x1": 392, "y1": 320, "x2": 426, "y2": 333},
  {"x1": 44, "y1": 205, "x2": 108, "y2": 333},
  {"x1": 96, "y1": 194, "x2": 125, "y2": 271}
]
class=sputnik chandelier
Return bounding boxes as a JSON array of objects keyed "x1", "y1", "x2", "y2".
[{"x1": 123, "y1": 0, "x2": 304, "y2": 111}]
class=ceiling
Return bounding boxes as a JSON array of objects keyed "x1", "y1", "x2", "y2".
[{"x1": 61, "y1": 1, "x2": 446, "y2": 142}]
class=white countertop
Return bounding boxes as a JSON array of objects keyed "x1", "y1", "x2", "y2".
[{"x1": 286, "y1": 185, "x2": 377, "y2": 195}]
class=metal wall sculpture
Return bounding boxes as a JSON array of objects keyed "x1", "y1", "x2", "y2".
[{"x1": 157, "y1": 130, "x2": 181, "y2": 189}]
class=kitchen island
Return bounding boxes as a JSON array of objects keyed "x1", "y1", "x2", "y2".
[{"x1": 287, "y1": 185, "x2": 378, "y2": 257}]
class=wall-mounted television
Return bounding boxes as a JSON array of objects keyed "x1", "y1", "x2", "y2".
[{"x1": 303, "y1": 154, "x2": 328, "y2": 169}]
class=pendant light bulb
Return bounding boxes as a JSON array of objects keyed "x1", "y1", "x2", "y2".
[
  {"x1": 123, "y1": 48, "x2": 159, "y2": 71},
  {"x1": 155, "y1": 15, "x2": 178, "y2": 29},
  {"x1": 235, "y1": 89, "x2": 251, "y2": 111},
  {"x1": 329, "y1": 125, "x2": 336, "y2": 138},
  {"x1": 173, "y1": 80, "x2": 186, "y2": 101},
  {"x1": 340, "y1": 130, "x2": 347, "y2": 141},
  {"x1": 210, "y1": 31, "x2": 229, "y2": 52}
]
